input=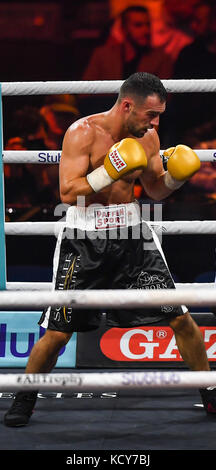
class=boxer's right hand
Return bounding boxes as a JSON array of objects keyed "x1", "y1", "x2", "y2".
[{"x1": 86, "y1": 138, "x2": 147, "y2": 193}]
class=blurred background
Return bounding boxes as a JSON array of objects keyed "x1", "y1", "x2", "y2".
[{"x1": 1, "y1": 0, "x2": 216, "y2": 287}]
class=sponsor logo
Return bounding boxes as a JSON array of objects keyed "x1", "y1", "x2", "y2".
[
  {"x1": 109, "y1": 148, "x2": 127, "y2": 172},
  {"x1": 0, "y1": 323, "x2": 65, "y2": 358},
  {"x1": 16, "y1": 373, "x2": 81, "y2": 387},
  {"x1": 95, "y1": 206, "x2": 126, "y2": 229},
  {"x1": 212, "y1": 152, "x2": 216, "y2": 168},
  {"x1": 121, "y1": 371, "x2": 180, "y2": 386},
  {"x1": 100, "y1": 327, "x2": 216, "y2": 361},
  {"x1": 128, "y1": 271, "x2": 168, "y2": 289},
  {"x1": 0, "y1": 313, "x2": 77, "y2": 367},
  {"x1": 127, "y1": 272, "x2": 173, "y2": 313},
  {"x1": 161, "y1": 306, "x2": 174, "y2": 313},
  {"x1": 156, "y1": 329, "x2": 167, "y2": 339},
  {"x1": 38, "y1": 152, "x2": 61, "y2": 163}
]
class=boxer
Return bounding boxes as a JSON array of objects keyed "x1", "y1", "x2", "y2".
[{"x1": 4, "y1": 72, "x2": 214, "y2": 427}]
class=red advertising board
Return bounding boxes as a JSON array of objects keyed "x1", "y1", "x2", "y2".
[
  {"x1": 100, "y1": 326, "x2": 216, "y2": 362},
  {"x1": 76, "y1": 315, "x2": 216, "y2": 368}
]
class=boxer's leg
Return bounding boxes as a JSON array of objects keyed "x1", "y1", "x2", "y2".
[
  {"x1": 169, "y1": 311, "x2": 210, "y2": 371},
  {"x1": 4, "y1": 228, "x2": 107, "y2": 427},
  {"x1": 4, "y1": 330, "x2": 72, "y2": 427},
  {"x1": 25, "y1": 329, "x2": 72, "y2": 373},
  {"x1": 169, "y1": 311, "x2": 216, "y2": 414}
]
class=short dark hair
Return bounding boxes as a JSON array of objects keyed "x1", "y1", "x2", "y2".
[
  {"x1": 121, "y1": 6, "x2": 149, "y2": 26},
  {"x1": 118, "y1": 72, "x2": 167, "y2": 104}
]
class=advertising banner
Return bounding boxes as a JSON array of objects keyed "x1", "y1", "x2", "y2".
[
  {"x1": 76, "y1": 314, "x2": 216, "y2": 368},
  {"x1": 0, "y1": 312, "x2": 77, "y2": 368}
]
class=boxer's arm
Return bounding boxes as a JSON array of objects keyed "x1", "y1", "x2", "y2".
[
  {"x1": 140, "y1": 141, "x2": 201, "y2": 201},
  {"x1": 60, "y1": 125, "x2": 148, "y2": 203},
  {"x1": 139, "y1": 131, "x2": 173, "y2": 201},
  {"x1": 139, "y1": 152, "x2": 173, "y2": 201},
  {"x1": 59, "y1": 123, "x2": 95, "y2": 204}
]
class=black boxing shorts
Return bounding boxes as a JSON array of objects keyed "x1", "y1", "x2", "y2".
[{"x1": 39, "y1": 202, "x2": 187, "y2": 332}]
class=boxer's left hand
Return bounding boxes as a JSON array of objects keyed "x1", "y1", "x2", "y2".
[{"x1": 163, "y1": 144, "x2": 201, "y2": 190}]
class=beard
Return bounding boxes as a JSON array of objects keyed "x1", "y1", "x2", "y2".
[{"x1": 128, "y1": 123, "x2": 148, "y2": 138}]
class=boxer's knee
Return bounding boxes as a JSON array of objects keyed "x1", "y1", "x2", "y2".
[{"x1": 41, "y1": 329, "x2": 72, "y2": 351}]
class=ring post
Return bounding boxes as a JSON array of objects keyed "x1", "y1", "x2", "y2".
[{"x1": 0, "y1": 84, "x2": 6, "y2": 289}]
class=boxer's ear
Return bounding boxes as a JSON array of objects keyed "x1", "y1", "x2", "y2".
[{"x1": 121, "y1": 98, "x2": 133, "y2": 113}]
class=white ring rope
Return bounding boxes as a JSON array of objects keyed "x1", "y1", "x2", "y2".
[
  {"x1": 0, "y1": 371, "x2": 216, "y2": 391},
  {"x1": 0, "y1": 288, "x2": 215, "y2": 309},
  {"x1": 5, "y1": 282, "x2": 215, "y2": 291},
  {"x1": 5, "y1": 221, "x2": 216, "y2": 236},
  {"x1": 151, "y1": 221, "x2": 216, "y2": 235},
  {"x1": 5, "y1": 221, "x2": 64, "y2": 236},
  {"x1": 3, "y1": 150, "x2": 61, "y2": 164},
  {"x1": 3, "y1": 149, "x2": 216, "y2": 164},
  {"x1": 1, "y1": 79, "x2": 216, "y2": 96}
]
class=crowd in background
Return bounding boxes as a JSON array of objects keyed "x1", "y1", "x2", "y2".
[{"x1": 2, "y1": 0, "x2": 216, "y2": 223}]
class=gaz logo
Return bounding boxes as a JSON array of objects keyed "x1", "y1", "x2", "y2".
[
  {"x1": 100, "y1": 327, "x2": 216, "y2": 361},
  {"x1": 156, "y1": 329, "x2": 167, "y2": 339}
]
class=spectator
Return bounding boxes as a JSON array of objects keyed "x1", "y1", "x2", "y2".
[
  {"x1": 83, "y1": 5, "x2": 174, "y2": 81},
  {"x1": 6, "y1": 106, "x2": 48, "y2": 150},
  {"x1": 4, "y1": 135, "x2": 38, "y2": 207},
  {"x1": 185, "y1": 120, "x2": 216, "y2": 201},
  {"x1": 173, "y1": 1, "x2": 215, "y2": 79},
  {"x1": 151, "y1": 0, "x2": 195, "y2": 61},
  {"x1": 81, "y1": 5, "x2": 173, "y2": 114},
  {"x1": 4, "y1": 102, "x2": 80, "y2": 207},
  {"x1": 37, "y1": 101, "x2": 80, "y2": 203},
  {"x1": 160, "y1": 1, "x2": 216, "y2": 147},
  {"x1": 163, "y1": 119, "x2": 216, "y2": 221},
  {"x1": 4, "y1": 106, "x2": 51, "y2": 206},
  {"x1": 39, "y1": 102, "x2": 80, "y2": 150}
]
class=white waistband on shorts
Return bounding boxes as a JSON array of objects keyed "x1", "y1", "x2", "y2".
[{"x1": 66, "y1": 202, "x2": 141, "y2": 231}]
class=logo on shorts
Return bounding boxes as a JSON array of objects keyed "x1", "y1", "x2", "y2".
[
  {"x1": 109, "y1": 148, "x2": 127, "y2": 172},
  {"x1": 127, "y1": 271, "x2": 174, "y2": 313},
  {"x1": 53, "y1": 308, "x2": 61, "y2": 322},
  {"x1": 95, "y1": 206, "x2": 126, "y2": 229},
  {"x1": 161, "y1": 306, "x2": 174, "y2": 313},
  {"x1": 128, "y1": 271, "x2": 168, "y2": 289}
]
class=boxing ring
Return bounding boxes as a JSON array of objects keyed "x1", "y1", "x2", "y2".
[{"x1": 1, "y1": 79, "x2": 216, "y2": 453}]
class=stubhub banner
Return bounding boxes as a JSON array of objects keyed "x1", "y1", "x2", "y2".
[{"x1": 0, "y1": 312, "x2": 77, "y2": 367}]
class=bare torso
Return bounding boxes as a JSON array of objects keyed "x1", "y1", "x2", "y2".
[{"x1": 60, "y1": 110, "x2": 165, "y2": 206}]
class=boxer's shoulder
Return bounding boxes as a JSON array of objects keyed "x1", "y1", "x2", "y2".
[
  {"x1": 63, "y1": 115, "x2": 97, "y2": 151},
  {"x1": 67, "y1": 112, "x2": 108, "y2": 140}
]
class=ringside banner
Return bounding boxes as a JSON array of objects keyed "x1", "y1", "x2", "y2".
[
  {"x1": 0, "y1": 312, "x2": 77, "y2": 367},
  {"x1": 76, "y1": 315, "x2": 216, "y2": 368},
  {"x1": 100, "y1": 326, "x2": 216, "y2": 362}
]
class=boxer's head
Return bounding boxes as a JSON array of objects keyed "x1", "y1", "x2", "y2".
[{"x1": 117, "y1": 72, "x2": 167, "y2": 138}]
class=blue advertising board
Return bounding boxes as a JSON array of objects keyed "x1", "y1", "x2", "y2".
[{"x1": 0, "y1": 311, "x2": 77, "y2": 367}]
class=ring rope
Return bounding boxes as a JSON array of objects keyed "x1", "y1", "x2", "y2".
[
  {"x1": 3, "y1": 149, "x2": 216, "y2": 164},
  {"x1": 0, "y1": 371, "x2": 216, "y2": 391},
  {"x1": 5, "y1": 282, "x2": 215, "y2": 291},
  {"x1": 0, "y1": 288, "x2": 215, "y2": 308},
  {"x1": 5, "y1": 221, "x2": 216, "y2": 236},
  {"x1": 1, "y1": 79, "x2": 216, "y2": 96}
]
